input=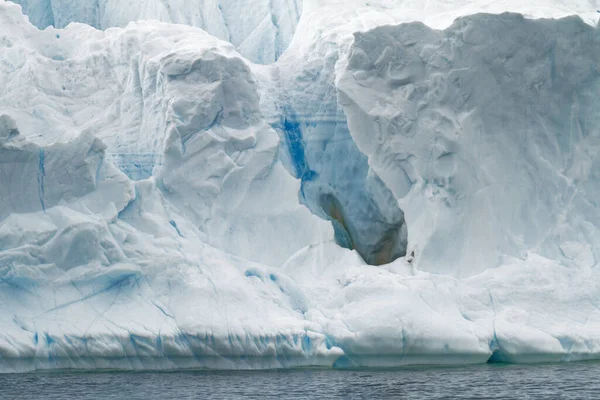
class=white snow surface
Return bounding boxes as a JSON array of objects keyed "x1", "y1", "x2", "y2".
[{"x1": 1, "y1": 0, "x2": 600, "y2": 372}]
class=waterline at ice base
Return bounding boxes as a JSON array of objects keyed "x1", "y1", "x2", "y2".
[{"x1": 0, "y1": 0, "x2": 599, "y2": 372}]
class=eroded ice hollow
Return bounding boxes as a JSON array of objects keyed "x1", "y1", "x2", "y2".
[
  {"x1": 265, "y1": 64, "x2": 409, "y2": 266},
  {"x1": 1, "y1": 0, "x2": 600, "y2": 372}
]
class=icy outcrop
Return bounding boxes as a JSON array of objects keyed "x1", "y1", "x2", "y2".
[
  {"x1": 10, "y1": 0, "x2": 302, "y2": 63},
  {"x1": 1, "y1": 0, "x2": 600, "y2": 372},
  {"x1": 0, "y1": 1, "x2": 331, "y2": 266},
  {"x1": 338, "y1": 13, "x2": 600, "y2": 275},
  {"x1": 0, "y1": 122, "x2": 135, "y2": 268},
  {"x1": 0, "y1": 115, "x2": 134, "y2": 221},
  {"x1": 152, "y1": 44, "x2": 332, "y2": 266}
]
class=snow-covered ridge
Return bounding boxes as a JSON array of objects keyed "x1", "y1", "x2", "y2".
[{"x1": 1, "y1": 0, "x2": 600, "y2": 372}]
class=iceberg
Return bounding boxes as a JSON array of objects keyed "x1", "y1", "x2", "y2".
[{"x1": 0, "y1": 0, "x2": 600, "y2": 372}]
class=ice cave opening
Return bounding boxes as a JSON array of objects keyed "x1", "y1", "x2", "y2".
[{"x1": 319, "y1": 192, "x2": 408, "y2": 266}]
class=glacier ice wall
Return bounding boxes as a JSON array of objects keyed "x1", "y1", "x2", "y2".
[
  {"x1": 1, "y1": 0, "x2": 600, "y2": 372},
  {"x1": 9, "y1": 0, "x2": 302, "y2": 64}
]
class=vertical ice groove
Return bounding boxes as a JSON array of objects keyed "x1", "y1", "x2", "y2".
[{"x1": 37, "y1": 148, "x2": 46, "y2": 212}]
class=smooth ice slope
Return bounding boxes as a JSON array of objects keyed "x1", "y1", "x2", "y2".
[
  {"x1": 9, "y1": 0, "x2": 302, "y2": 63},
  {"x1": 1, "y1": 0, "x2": 600, "y2": 372}
]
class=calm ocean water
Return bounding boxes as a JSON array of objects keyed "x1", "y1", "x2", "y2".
[{"x1": 1, "y1": 362, "x2": 599, "y2": 399}]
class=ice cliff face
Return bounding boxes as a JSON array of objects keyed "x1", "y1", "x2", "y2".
[
  {"x1": 1, "y1": 0, "x2": 600, "y2": 372},
  {"x1": 10, "y1": 0, "x2": 302, "y2": 63}
]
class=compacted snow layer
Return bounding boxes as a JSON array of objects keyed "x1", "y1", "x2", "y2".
[{"x1": 1, "y1": 0, "x2": 600, "y2": 371}]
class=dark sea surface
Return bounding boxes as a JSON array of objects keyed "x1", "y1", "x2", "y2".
[{"x1": 1, "y1": 362, "x2": 598, "y2": 399}]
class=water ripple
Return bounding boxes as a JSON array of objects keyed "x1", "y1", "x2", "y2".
[{"x1": 1, "y1": 363, "x2": 599, "y2": 399}]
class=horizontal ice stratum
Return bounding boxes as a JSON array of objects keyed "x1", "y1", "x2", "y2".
[{"x1": 0, "y1": 0, "x2": 599, "y2": 372}]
